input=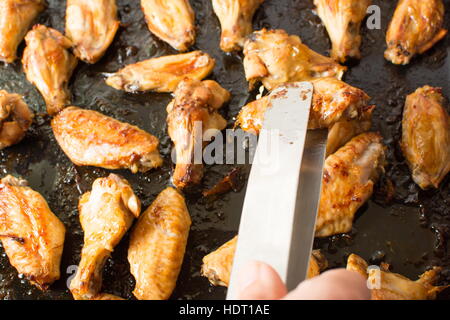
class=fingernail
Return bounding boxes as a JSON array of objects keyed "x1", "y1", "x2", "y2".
[{"x1": 237, "y1": 261, "x2": 262, "y2": 292}]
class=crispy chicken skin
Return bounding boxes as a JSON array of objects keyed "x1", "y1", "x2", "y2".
[
  {"x1": 22, "y1": 25, "x2": 78, "y2": 115},
  {"x1": 314, "y1": 0, "x2": 371, "y2": 63},
  {"x1": 316, "y1": 133, "x2": 386, "y2": 237},
  {"x1": 141, "y1": 0, "x2": 195, "y2": 51},
  {"x1": 0, "y1": 0, "x2": 46, "y2": 63},
  {"x1": 70, "y1": 174, "x2": 140, "y2": 300},
  {"x1": 65, "y1": 0, "x2": 120, "y2": 64},
  {"x1": 201, "y1": 236, "x2": 328, "y2": 287},
  {"x1": 167, "y1": 79, "x2": 230, "y2": 189},
  {"x1": 51, "y1": 107, "x2": 163, "y2": 173},
  {"x1": 385, "y1": 0, "x2": 447, "y2": 65},
  {"x1": 128, "y1": 187, "x2": 191, "y2": 300},
  {"x1": 0, "y1": 90, "x2": 33, "y2": 150},
  {"x1": 347, "y1": 254, "x2": 448, "y2": 300},
  {"x1": 236, "y1": 77, "x2": 371, "y2": 134},
  {"x1": 0, "y1": 175, "x2": 66, "y2": 290},
  {"x1": 243, "y1": 29, "x2": 346, "y2": 90},
  {"x1": 106, "y1": 51, "x2": 215, "y2": 93},
  {"x1": 402, "y1": 86, "x2": 450, "y2": 189},
  {"x1": 212, "y1": 0, "x2": 264, "y2": 52}
]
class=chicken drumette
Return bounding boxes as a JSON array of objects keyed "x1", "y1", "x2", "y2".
[
  {"x1": 65, "y1": 0, "x2": 120, "y2": 64},
  {"x1": 0, "y1": 90, "x2": 33, "y2": 150},
  {"x1": 243, "y1": 29, "x2": 346, "y2": 90},
  {"x1": 70, "y1": 174, "x2": 140, "y2": 300},
  {"x1": 22, "y1": 25, "x2": 78, "y2": 115},
  {"x1": 0, "y1": 175, "x2": 66, "y2": 290},
  {"x1": 402, "y1": 86, "x2": 450, "y2": 189},
  {"x1": 167, "y1": 79, "x2": 230, "y2": 189},
  {"x1": 106, "y1": 51, "x2": 215, "y2": 93},
  {"x1": 212, "y1": 0, "x2": 264, "y2": 52},
  {"x1": 0, "y1": 0, "x2": 46, "y2": 63},
  {"x1": 51, "y1": 107, "x2": 163, "y2": 173},
  {"x1": 141, "y1": 0, "x2": 196, "y2": 51},
  {"x1": 314, "y1": 0, "x2": 371, "y2": 63},
  {"x1": 128, "y1": 187, "x2": 191, "y2": 300},
  {"x1": 385, "y1": 0, "x2": 447, "y2": 65}
]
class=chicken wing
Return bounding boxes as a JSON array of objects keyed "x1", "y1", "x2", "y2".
[
  {"x1": 385, "y1": 0, "x2": 447, "y2": 65},
  {"x1": 201, "y1": 236, "x2": 328, "y2": 287},
  {"x1": 22, "y1": 25, "x2": 78, "y2": 115},
  {"x1": 346, "y1": 254, "x2": 448, "y2": 300},
  {"x1": 167, "y1": 79, "x2": 230, "y2": 189},
  {"x1": 314, "y1": 0, "x2": 371, "y2": 63},
  {"x1": 316, "y1": 132, "x2": 386, "y2": 237},
  {"x1": 243, "y1": 29, "x2": 346, "y2": 90},
  {"x1": 402, "y1": 86, "x2": 450, "y2": 189},
  {"x1": 0, "y1": 0, "x2": 46, "y2": 63},
  {"x1": 70, "y1": 174, "x2": 140, "y2": 300},
  {"x1": 0, "y1": 175, "x2": 65, "y2": 290},
  {"x1": 51, "y1": 107, "x2": 163, "y2": 173},
  {"x1": 141, "y1": 0, "x2": 195, "y2": 51},
  {"x1": 0, "y1": 90, "x2": 33, "y2": 150},
  {"x1": 128, "y1": 187, "x2": 191, "y2": 300},
  {"x1": 236, "y1": 77, "x2": 371, "y2": 133},
  {"x1": 106, "y1": 51, "x2": 215, "y2": 93},
  {"x1": 212, "y1": 0, "x2": 264, "y2": 52},
  {"x1": 65, "y1": 0, "x2": 120, "y2": 64}
]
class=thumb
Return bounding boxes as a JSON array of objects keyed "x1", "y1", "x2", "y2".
[{"x1": 236, "y1": 261, "x2": 288, "y2": 300}]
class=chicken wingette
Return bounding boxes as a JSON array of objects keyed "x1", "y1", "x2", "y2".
[
  {"x1": 22, "y1": 25, "x2": 78, "y2": 115},
  {"x1": 316, "y1": 132, "x2": 386, "y2": 237},
  {"x1": 0, "y1": 175, "x2": 66, "y2": 290},
  {"x1": 65, "y1": 0, "x2": 120, "y2": 64},
  {"x1": 401, "y1": 86, "x2": 450, "y2": 189},
  {"x1": 0, "y1": 0, "x2": 46, "y2": 63},
  {"x1": 0, "y1": 90, "x2": 33, "y2": 150},
  {"x1": 51, "y1": 107, "x2": 163, "y2": 173},
  {"x1": 106, "y1": 51, "x2": 215, "y2": 93},
  {"x1": 167, "y1": 79, "x2": 230, "y2": 189},
  {"x1": 128, "y1": 187, "x2": 191, "y2": 300},
  {"x1": 201, "y1": 236, "x2": 328, "y2": 287},
  {"x1": 385, "y1": 0, "x2": 447, "y2": 65},
  {"x1": 141, "y1": 0, "x2": 196, "y2": 51},
  {"x1": 243, "y1": 29, "x2": 346, "y2": 90},
  {"x1": 70, "y1": 174, "x2": 140, "y2": 300},
  {"x1": 212, "y1": 0, "x2": 264, "y2": 52},
  {"x1": 314, "y1": 0, "x2": 371, "y2": 63},
  {"x1": 347, "y1": 254, "x2": 449, "y2": 300}
]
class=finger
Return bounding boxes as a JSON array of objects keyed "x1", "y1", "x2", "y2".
[
  {"x1": 283, "y1": 269, "x2": 370, "y2": 300},
  {"x1": 236, "y1": 261, "x2": 288, "y2": 300}
]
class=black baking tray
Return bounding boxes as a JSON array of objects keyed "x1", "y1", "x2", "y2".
[{"x1": 0, "y1": 0, "x2": 448, "y2": 300}]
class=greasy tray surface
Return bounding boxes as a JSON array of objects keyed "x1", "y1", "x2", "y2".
[{"x1": 0, "y1": 0, "x2": 449, "y2": 300}]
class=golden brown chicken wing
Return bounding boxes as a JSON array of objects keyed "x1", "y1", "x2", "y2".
[
  {"x1": 22, "y1": 25, "x2": 78, "y2": 115},
  {"x1": 201, "y1": 236, "x2": 328, "y2": 287},
  {"x1": 243, "y1": 29, "x2": 346, "y2": 90},
  {"x1": 346, "y1": 254, "x2": 449, "y2": 300},
  {"x1": 65, "y1": 0, "x2": 120, "y2": 64},
  {"x1": 314, "y1": 0, "x2": 371, "y2": 63},
  {"x1": 128, "y1": 187, "x2": 191, "y2": 300},
  {"x1": 167, "y1": 79, "x2": 230, "y2": 189},
  {"x1": 385, "y1": 0, "x2": 447, "y2": 65},
  {"x1": 0, "y1": 175, "x2": 66, "y2": 290},
  {"x1": 141, "y1": 0, "x2": 195, "y2": 51},
  {"x1": 51, "y1": 107, "x2": 163, "y2": 173},
  {"x1": 401, "y1": 86, "x2": 450, "y2": 189},
  {"x1": 0, "y1": 0, "x2": 46, "y2": 63},
  {"x1": 236, "y1": 77, "x2": 371, "y2": 134},
  {"x1": 316, "y1": 132, "x2": 386, "y2": 237},
  {"x1": 106, "y1": 51, "x2": 215, "y2": 93},
  {"x1": 212, "y1": 0, "x2": 264, "y2": 52},
  {"x1": 70, "y1": 174, "x2": 140, "y2": 300},
  {"x1": 0, "y1": 90, "x2": 33, "y2": 150}
]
